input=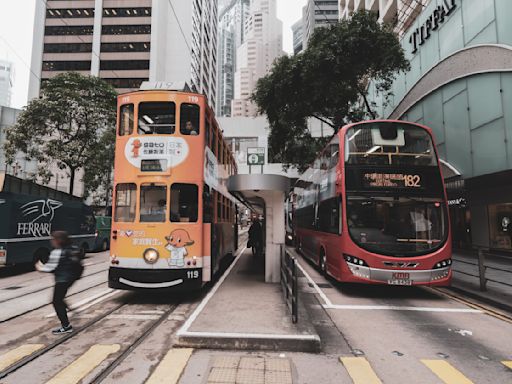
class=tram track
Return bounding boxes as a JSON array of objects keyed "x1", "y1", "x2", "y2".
[
  {"x1": 0, "y1": 267, "x2": 108, "y2": 305},
  {"x1": 0, "y1": 294, "x2": 135, "y2": 380},
  {"x1": 0, "y1": 297, "x2": 180, "y2": 382},
  {"x1": 0, "y1": 280, "x2": 110, "y2": 324},
  {"x1": 89, "y1": 303, "x2": 179, "y2": 383}
]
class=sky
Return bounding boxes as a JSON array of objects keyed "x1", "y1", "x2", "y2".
[{"x1": 0, "y1": 0, "x2": 307, "y2": 109}]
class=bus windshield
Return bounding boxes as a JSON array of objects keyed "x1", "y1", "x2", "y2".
[
  {"x1": 345, "y1": 122, "x2": 437, "y2": 166},
  {"x1": 346, "y1": 196, "x2": 447, "y2": 256}
]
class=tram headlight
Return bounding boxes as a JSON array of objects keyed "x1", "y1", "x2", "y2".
[{"x1": 143, "y1": 248, "x2": 159, "y2": 264}]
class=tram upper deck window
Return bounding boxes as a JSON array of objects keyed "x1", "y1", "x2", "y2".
[
  {"x1": 345, "y1": 123, "x2": 437, "y2": 166},
  {"x1": 114, "y1": 183, "x2": 136, "y2": 222},
  {"x1": 171, "y1": 184, "x2": 198, "y2": 222},
  {"x1": 138, "y1": 102, "x2": 175, "y2": 134},
  {"x1": 139, "y1": 184, "x2": 167, "y2": 222},
  {"x1": 119, "y1": 104, "x2": 134, "y2": 136},
  {"x1": 180, "y1": 104, "x2": 200, "y2": 135}
]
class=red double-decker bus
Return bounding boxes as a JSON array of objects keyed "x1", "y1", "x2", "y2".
[{"x1": 294, "y1": 120, "x2": 452, "y2": 286}]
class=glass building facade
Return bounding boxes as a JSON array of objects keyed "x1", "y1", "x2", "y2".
[{"x1": 368, "y1": 0, "x2": 512, "y2": 252}]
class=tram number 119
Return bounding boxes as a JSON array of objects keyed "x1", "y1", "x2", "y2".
[{"x1": 187, "y1": 270, "x2": 199, "y2": 279}]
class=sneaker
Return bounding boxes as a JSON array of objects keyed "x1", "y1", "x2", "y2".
[{"x1": 52, "y1": 325, "x2": 73, "y2": 335}]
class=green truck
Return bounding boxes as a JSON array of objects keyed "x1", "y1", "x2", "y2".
[{"x1": 93, "y1": 215, "x2": 111, "y2": 252}]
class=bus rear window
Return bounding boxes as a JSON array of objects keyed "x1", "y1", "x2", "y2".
[
  {"x1": 114, "y1": 183, "x2": 136, "y2": 222},
  {"x1": 140, "y1": 184, "x2": 167, "y2": 222},
  {"x1": 138, "y1": 102, "x2": 176, "y2": 134},
  {"x1": 171, "y1": 184, "x2": 198, "y2": 222},
  {"x1": 119, "y1": 104, "x2": 134, "y2": 136},
  {"x1": 180, "y1": 104, "x2": 200, "y2": 136}
]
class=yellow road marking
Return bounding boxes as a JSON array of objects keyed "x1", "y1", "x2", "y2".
[
  {"x1": 430, "y1": 288, "x2": 512, "y2": 324},
  {"x1": 503, "y1": 361, "x2": 512, "y2": 370},
  {"x1": 339, "y1": 357, "x2": 382, "y2": 384},
  {"x1": 145, "y1": 348, "x2": 194, "y2": 384},
  {"x1": 46, "y1": 344, "x2": 120, "y2": 384},
  {"x1": 421, "y1": 359, "x2": 474, "y2": 384},
  {"x1": 0, "y1": 344, "x2": 45, "y2": 371}
]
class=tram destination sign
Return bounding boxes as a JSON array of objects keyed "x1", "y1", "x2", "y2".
[
  {"x1": 409, "y1": 0, "x2": 457, "y2": 54},
  {"x1": 247, "y1": 147, "x2": 265, "y2": 166}
]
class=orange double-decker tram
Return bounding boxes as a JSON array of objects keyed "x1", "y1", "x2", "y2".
[{"x1": 109, "y1": 83, "x2": 238, "y2": 290}]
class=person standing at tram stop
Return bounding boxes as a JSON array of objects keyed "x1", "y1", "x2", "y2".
[
  {"x1": 36, "y1": 231, "x2": 84, "y2": 335},
  {"x1": 248, "y1": 217, "x2": 264, "y2": 257}
]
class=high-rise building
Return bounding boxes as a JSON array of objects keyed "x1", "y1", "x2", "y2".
[
  {"x1": 338, "y1": 0, "x2": 429, "y2": 36},
  {"x1": 231, "y1": 0, "x2": 283, "y2": 117},
  {"x1": 29, "y1": 0, "x2": 218, "y2": 108},
  {"x1": 217, "y1": 0, "x2": 250, "y2": 116},
  {"x1": 302, "y1": 0, "x2": 339, "y2": 48},
  {"x1": 0, "y1": 61, "x2": 14, "y2": 107},
  {"x1": 292, "y1": 19, "x2": 304, "y2": 55}
]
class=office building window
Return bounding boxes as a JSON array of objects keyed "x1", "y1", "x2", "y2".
[
  {"x1": 100, "y1": 60, "x2": 150, "y2": 70},
  {"x1": 104, "y1": 78, "x2": 148, "y2": 89},
  {"x1": 46, "y1": 8, "x2": 95, "y2": 18},
  {"x1": 42, "y1": 61, "x2": 91, "y2": 71},
  {"x1": 45, "y1": 25, "x2": 94, "y2": 35},
  {"x1": 44, "y1": 43, "x2": 92, "y2": 53},
  {"x1": 103, "y1": 8, "x2": 151, "y2": 17},
  {"x1": 100, "y1": 42, "x2": 150, "y2": 53},
  {"x1": 102, "y1": 25, "x2": 151, "y2": 35}
]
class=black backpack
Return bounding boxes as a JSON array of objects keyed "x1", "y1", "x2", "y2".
[{"x1": 65, "y1": 246, "x2": 84, "y2": 281}]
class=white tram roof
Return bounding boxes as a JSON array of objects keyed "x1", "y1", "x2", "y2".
[{"x1": 139, "y1": 81, "x2": 192, "y2": 92}]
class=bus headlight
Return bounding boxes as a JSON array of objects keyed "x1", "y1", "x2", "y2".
[{"x1": 143, "y1": 248, "x2": 159, "y2": 264}]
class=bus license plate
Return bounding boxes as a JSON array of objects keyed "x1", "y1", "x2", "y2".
[{"x1": 388, "y1": 272, "x2": 412, "y2": 286}]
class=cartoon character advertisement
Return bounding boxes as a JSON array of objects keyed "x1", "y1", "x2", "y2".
[
  {"x1": 124, "y1": 136, "x2": 189, "y2": 169},
  {"x1": 165, "y1": 229, "x2": 194, "y2": 268}
]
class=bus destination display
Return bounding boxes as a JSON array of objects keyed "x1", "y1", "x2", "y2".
[{"x1": 363, "y1": 173, "x2": 422, "y2": 188}]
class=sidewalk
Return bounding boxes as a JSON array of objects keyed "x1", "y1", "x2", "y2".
[
  {"x1": 450, "y1": 249, "x2": 512, "y2": 312},
  {"x1": 175, "y1": 248, "x2": 321, "y2": 352}
]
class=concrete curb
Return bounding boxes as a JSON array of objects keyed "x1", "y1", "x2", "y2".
[{"x1": 176, "y1": 332, "x2": 321, "y2": 352}]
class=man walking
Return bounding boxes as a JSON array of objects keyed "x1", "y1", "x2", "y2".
[{"x1": 36, "y1": 231, "x2": 83, "y2": 335}]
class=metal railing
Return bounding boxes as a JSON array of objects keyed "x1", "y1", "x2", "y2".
[
  {"x1": 453, "y1": 248, "x2": 512, "y2": 292},
  {"x1": 280, "y1": 246, "x2": 298, "y2": 323}
]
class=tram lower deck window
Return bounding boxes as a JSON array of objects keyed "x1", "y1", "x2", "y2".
[
  {"x1": 114, "y1": 183, "x2": 136, "y2": 222},
  {"x1": 140, "y1": 184, "x2": 167, "y2": 222},
  {"x1": 171, "y1": 184, "x2": 198, "y2": 222},
  {"x1": 138, "y1": 102, "x2": 175, "y2": 134}
]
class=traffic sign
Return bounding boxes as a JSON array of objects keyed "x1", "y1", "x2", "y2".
[{"x1": 247, "y1": 147, "x2": 265, "y2": 166}]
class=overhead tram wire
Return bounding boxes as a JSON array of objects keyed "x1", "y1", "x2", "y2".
[
  {"x1": 166, "y1": 0, "x2": 192, "y2": 53},
  {"x1": 0, "y1": 35, "x2": 41, "y2": 82},
  {"x1": 38, "y1": 0, "x2": 121, "y2": 79}
]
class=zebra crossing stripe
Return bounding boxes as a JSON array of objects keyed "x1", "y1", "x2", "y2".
[
  {"x1": 46, "y1": 344, "x2": 120, "y2": 384},
  {"x1": 339, "y1": 356, "x2": 382, "y2": 384},
  {"x1": 0, "y1": 344, "x2": 45, "y2": 371},
  {"x1": 145, "y1": 348, "x2": 194, "y2": 384},
  {"x1": 421, "y1": 359, "x2": 474, "y2": 384}
]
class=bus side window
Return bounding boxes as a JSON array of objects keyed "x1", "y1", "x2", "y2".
[
  {"x1": 171, "y1": 184, "x2": 198, "y2": 222},
  {"x1": 119, "y1": 104, "x2": 134, "y2": 136},
  {"x1": 139, "y1": 184, "x2": 167, "y2": 223},
  {"x1": 318, "y1": 196, "x2": 342, "y2": 235},
  {"x1": 180, "y1": 103, "x2": 200, "y2": 136},
  {"x1": 138, "y1": 102, "x2": 176, "y2": 134},
  {"x1": 114, "y1": 183, "x2": 136, "y2": 222},
  {"x1": 203, "y1": 184, "x2": 213, "y2": 223}
]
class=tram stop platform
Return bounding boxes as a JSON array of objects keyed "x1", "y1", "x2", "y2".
[{"x1": 175, "y1": 247, "x2": 321, "y2": 352}]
